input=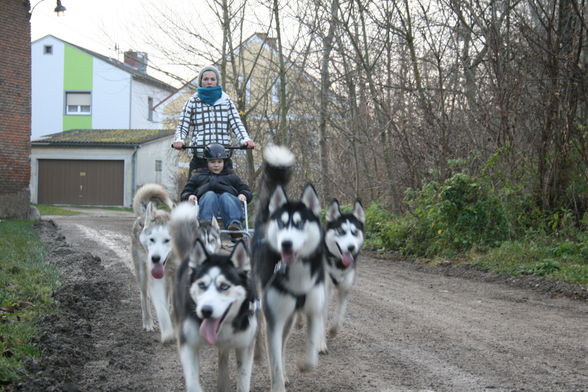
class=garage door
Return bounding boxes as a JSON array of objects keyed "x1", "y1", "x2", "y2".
[{"x1": 38, "y1": 159, "x2": 124, "y2": 206}]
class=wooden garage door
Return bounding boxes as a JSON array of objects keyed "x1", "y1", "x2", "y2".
[{"x1": 38, "y1": 159, "x2": 124, "y2": 206}]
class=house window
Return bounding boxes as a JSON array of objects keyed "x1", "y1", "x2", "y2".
[
  {"x1": 155, "y1": 160, "x2": 162, "y2": 172},
  {"x1": 65, "y1": 92, "x2": 91, "y2": 115},
  {"x1": 148, "y1": 97, "x2": 154, "y2": 121},
  {"x1": 44, "y1": 45, "x2": 53, "y2": 55}
]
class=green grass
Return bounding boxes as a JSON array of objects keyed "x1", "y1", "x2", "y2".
[
  {"x1": 0, "y1": 221, "x2": 61, "y2": 384},
  {"x1": 33, "y1": 204, "x2": 80, "y2": 216},
  {"x1": 71, "y1": 205, "x2": 133, "y2": 212},
  {"x1": 467, "y1": 239, "x2": 588, "y2": 286}
]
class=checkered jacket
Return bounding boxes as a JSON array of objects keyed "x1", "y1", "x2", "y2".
[{"x1": 174, "y1": 92, "x2": 250, "y2": 152}]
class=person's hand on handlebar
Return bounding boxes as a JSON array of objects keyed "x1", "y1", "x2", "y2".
[
  {"x1": 242, "y1": 140, "x2": 256, "y2": 149},
  {"x1": 172, "y1": 141, "x2": 185, "y2": 150}
]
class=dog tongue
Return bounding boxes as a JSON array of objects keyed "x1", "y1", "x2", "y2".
[
  {"x1": 281, "y1": 252, "x2": 295, "y2": 264},
  {"x1": 151, "y1": 264, "x2": 165, "y2": 279},
  {"x1": 341, "y1": 252, "x2": 354, "y2": 267},
  {"x1": 200, "y1": 318, "x2": 221, "y2": 344}
]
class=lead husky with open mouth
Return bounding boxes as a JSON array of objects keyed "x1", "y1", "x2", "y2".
[
  {"x1": 251, "y1": 145, "x2": 325, "y2": 392},
  {"x1": 172, "y1": 201, "x2": 258, "y2": 392}
]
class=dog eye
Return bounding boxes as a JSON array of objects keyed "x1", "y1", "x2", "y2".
[
  {"x1": 197, "y1": 282, "x2": 207, "y2": 290},
  {"x1": 337, "y1": 228, "x2": 346, "y2": 235},
  {"x1": 218, "y1": 283, "x2": 230, "y2": 291},
  {"x1": 150, "y1": 238, "x2": 155, "y2": 243},
  {"x1": 350, "y1": 229, "x2": 357, "y2": 236},
  {"x1": 164, "y1": 239, "x2": 170, "y2": 243}
]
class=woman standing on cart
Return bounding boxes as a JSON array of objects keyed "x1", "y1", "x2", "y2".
[{"x1": 171, "y1": 65, "x2": 256, "y2": 175}]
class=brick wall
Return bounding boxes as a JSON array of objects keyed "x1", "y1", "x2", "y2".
[{"x1": 0, "y1": 1, "x2": 32, "y2": 218}]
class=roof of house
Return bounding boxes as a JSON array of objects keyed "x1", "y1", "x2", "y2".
[
  {"x1": 33, "y1": 35, "x2": 177, "y2": 93},
  {"x1": 32, "y1": 129, "x2": 174, "y2": 146}
]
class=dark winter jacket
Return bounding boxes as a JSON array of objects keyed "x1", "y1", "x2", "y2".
[{"x1": 180, "y1": 168, "x2": 253, "y2": 202}]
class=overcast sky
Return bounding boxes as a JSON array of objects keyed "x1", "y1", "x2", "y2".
[{"x1": 30, "y1": 0, "x2": 236, "y2": 87}]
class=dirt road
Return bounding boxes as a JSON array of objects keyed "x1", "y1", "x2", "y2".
[{"x1": 12, "y1": 209, "x2": 588, "y2": 392}]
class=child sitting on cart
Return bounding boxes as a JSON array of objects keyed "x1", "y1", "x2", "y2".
[{"x1": 180, "y1": 143, "x2": 252, "y2": 237}]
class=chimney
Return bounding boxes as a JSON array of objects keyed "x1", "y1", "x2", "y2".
[{"x1": 124, "y1": 51, "x2": 148, "y2": 73}]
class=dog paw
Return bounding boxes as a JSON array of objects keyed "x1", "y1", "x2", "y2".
[
  {"x1": 160, "y1": 330, "x2": 176, "y2": 344},
  {"x1": 143, "y1": 323, "x2": 154, "y2": 332},
  {"x1": 297, "y1": 359, "x2": 317, "y2": 373},
  {"x1": 319, "y1": 344, "x2": 329, "y2": 355}
]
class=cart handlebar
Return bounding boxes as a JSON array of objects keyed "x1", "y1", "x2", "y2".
[{"x1": 171, "y1": 144, "x2": 249, "y2": 151}]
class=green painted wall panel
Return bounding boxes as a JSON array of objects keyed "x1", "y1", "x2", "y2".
[
  {"x1": 64, "y1": 45, "x2": 93, "y2": 90},
  {"x1": 63, "y1": 45, "x2": 92, "y2": 129},
  {"x1": 63, "y1": 116, "x2": 92, "y2": 130}
]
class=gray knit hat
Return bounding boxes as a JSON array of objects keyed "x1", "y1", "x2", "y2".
[{"x1": 197, "y1": 65, "x2": 221, "y2": 87}]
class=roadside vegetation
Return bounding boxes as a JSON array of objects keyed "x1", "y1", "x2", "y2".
[
  {"x1": 0, "y1": 220, "x2": 60, "y2": 384},
  {"x1": 363, "y1": 159, "x2": 588, "y2": 287},
  {"x1": 33, "y1": 204, "x2": 80, "y2": 216}
]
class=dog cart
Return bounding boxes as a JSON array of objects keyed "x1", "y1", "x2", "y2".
[{"x1": 174, "y1": 144, "x2": 254, "y2": 240}]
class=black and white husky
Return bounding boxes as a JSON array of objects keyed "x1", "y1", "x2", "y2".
[
  {"x1": 323, "y1": 199, "x2": 365, "y2": 341},
  {"x1": 252, "y1": 145, "x2": 325, "y2": 392},
  {"x1": 172, "y1": 203, "x2": 258, "y2": 392},
  {"x1": 131, "y1": 183, "x2": 177, "y2": 343}
]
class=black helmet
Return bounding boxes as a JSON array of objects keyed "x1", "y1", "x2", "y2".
[{"x1": 204, "y1": 143, "x2": 228, "y2": 159}]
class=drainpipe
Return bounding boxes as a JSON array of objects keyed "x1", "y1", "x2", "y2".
[
  {"x1": 131, "y1": 144, "x2": 139, "y2": 206},
  {"x1": 129, "y1": 77, "x2": 133, "y2": 129}
]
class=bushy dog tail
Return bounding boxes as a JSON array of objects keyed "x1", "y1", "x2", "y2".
[
  {"x1": 170, "y1": 201, "x2": 200, "y2": 262},
  {"x1": 132, "y1": 183, "x2": 175, "y2": 216},
  {"x1": 254, "y1": 145, "x2": 295, "y2": 225}
]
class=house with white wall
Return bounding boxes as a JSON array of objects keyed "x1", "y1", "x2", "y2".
[{"x1": 31, "y1": 35, "x2": 176, "y2": 139}]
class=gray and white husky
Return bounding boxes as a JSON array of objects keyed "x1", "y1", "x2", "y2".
[
  {"x1": 198, "y1": 216, "x2": 221, "y2": 254},
  {"x1": 323, "y1": 199, "x2": 365, "y2": 342},
  {"x1": 172, "y1": 204, "x2": 258, "y2": 392},
  {"x1": 131, "y1": 183, "x2": 177, "y2": 343},
  {"x1": 252, "y1": 145, "x2": 325, "y2": 392}
]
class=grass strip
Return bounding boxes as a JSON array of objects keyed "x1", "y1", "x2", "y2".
[{"x1": 0, "y1": 220, "x2": 61, "y2": 384}]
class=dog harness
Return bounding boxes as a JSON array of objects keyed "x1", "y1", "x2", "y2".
[{"x1": 269, "y1": 260, "x2": 321, "y2": 310}]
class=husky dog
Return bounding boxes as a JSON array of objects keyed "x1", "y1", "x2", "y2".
[
  {"x1": 198, "y1": 217, "x2": 221, "y2": 254},
  {"x1": 173, "y1": 231, "x2": 258, "y2": 392},
  {"x1": 131, "y1": 183, "x2": 177, "y2": 343},
  {"x1": 252, "y1": 145, "x2": 325, "y2": 392},
  {"x1": 170, "y1": 202, "x2": 221, "y2": 259},
  {"x1": 323, "y1": 199, "x2": 365, "y2": 341}
]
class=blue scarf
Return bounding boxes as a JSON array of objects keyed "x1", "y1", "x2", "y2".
[{"x1": 198, "y1": 86, "x2": 222, "y2": 105}]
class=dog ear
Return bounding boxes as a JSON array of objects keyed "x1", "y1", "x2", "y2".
[
  {"x1": 229, "y1": 241, "x2": 251, "y2": 271},
  {"x1": 144, "y1": 201, "x2": 157, "y2": 222},
  {"x1": 353, "y1": 200, "x2": 365, "y2": 224},
  {"x1": 326, "y1": 199, "x2": 341, "y2": 222},
  {"x1": 189, "y1": 239, "x2": 208, "y2": 268},
  {"x1": 269, "y1": 186, "x2": 287, "y2": 214},
  {"x1": 301, "y1": 184, "x2": 321, "y2": 217},
  {"x1": 211, "y1": 216, "x2": 220, "y2": 230}
]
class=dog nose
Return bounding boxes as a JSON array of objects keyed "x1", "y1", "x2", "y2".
[
  {"x1": 347, "y1": 245, "x2": 355, "y2": 253},
  {"x1": 151, "y1": 255, "x2": 161, "y2": 264},
  {"x1": 201, "y1": 305, "x2": 213, "y2": 319},
  {"x1": 281, "y1": 240, "x2": 293, "y2": 252}
]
